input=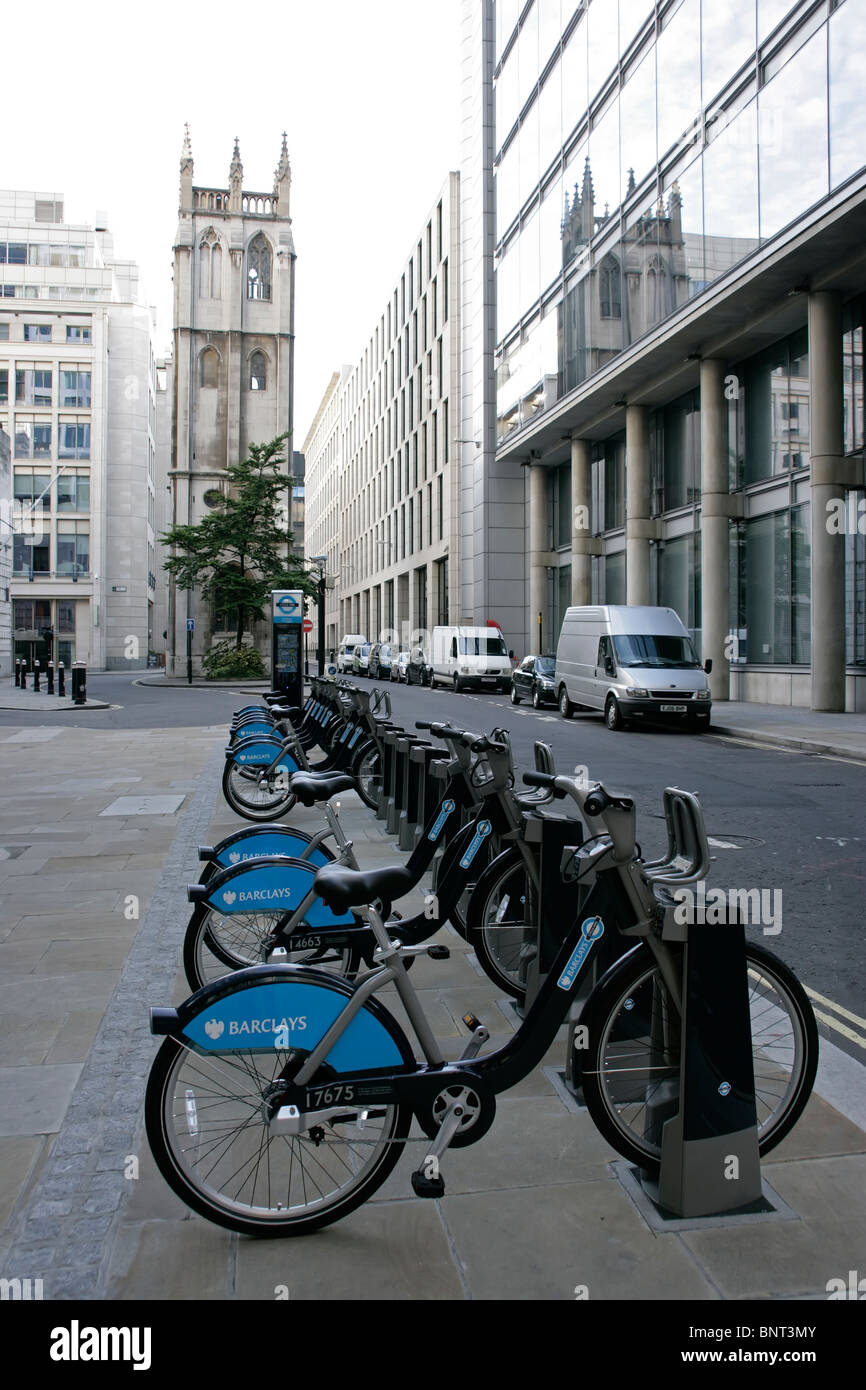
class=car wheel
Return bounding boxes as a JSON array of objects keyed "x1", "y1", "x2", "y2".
[
  {"x1": 510, "y1": 684, "x2": 520, "y2": 705},
  {"x1": 558, "y1": 686, "x2": 575, "y2": 720},
  {"x1": 453, "y1": 674, "x2": 461, "y2": 694},
  {"x1": 605, "y1": 696, "x2": 626, "y2": 731},
  {"x1": 532, "y1": 688, "x2": 542, "y2": 710}
]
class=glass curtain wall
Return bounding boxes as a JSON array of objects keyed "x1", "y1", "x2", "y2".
[{"x1": 494, "y1": 0, "x2": 865, "y2": 442}]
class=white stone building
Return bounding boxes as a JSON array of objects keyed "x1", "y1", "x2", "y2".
[
  {"x1": 310, "y1": 174, "x2": 462, "y2": 652},
  {"x1": 302, "y1": 367, "x2": 349, "y2": 662},
  {"x1": 0, "y1": 191, "x2": 160, "y2": 673}
]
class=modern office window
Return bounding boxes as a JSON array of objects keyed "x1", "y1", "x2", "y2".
[
  {"x1": 843, "y1": 299, "x2": 864, "y2": 455},
  {"x1": 23, "y1": 324, "x2": 51, "y2": 341},
  {"x1": 1, "y1": 243, "x2": 27, "y2": 264},
  {"x1": 739, "y1": 329, "x2": 810, "y2": 483},
  {"x1": 249, "y1": 351, "x2": 267, "y2": 390},
  {"x1": 56, "y1": 471, "x2": 90, "y2": 512},
  {"x1": 66, "y1": 325, "x2": 91, "y2": 342},
  {"x1": 56, "y1": 522, "x2": 89, "y2": 577},
  {"x1": 438, "y1": 472, "x2": 443, "y2": 541},
  {"x1": 758, "y1": 27, "x2": 828, "y2": 241},
  {"x1": 14, "y1": 419, "x2": 52, "y2": 458},
  {"x1": 59, "y1": 418, "x2": 90, "y2": 458},
  {"x1": 0, "y1": 368, "x2": 6, "y2": 404},
  {"x1": 13, "y1": 532, "x2": 50, "y2": 574},
  {"x1": 61, "y1": 369, "x2": 91, "y2": 407},
  {"x1": 16, "y1": 367, "x2": 52, "y2": 406},
  {"x1": 0, "y1": 324, "x2": 8, "y2": 339},
  {"x1": 733, "y1": 507, "x2": 811, "y2": 665},
  {"x1": 13, "y1": 469, "x2": 50, "y2": 510},
  {"x1": 247, "y1": 233, "x2": 272, "y2": 301}
]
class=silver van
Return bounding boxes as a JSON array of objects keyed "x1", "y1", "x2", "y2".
[{"x1": 555, "y1": 605, "x2": 712, "y2": 732}]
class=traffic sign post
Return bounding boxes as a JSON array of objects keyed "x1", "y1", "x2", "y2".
[
  {"x1": 186, "y1": 617, "x2": 195, "y2": 685},
  {"x1": 271, "y1": 591, "x2": 304, "y2": 706}
]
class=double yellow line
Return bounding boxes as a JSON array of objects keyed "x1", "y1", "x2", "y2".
[{"x1": 805, "y1": 987, "x2": 866, "y2": 1051}]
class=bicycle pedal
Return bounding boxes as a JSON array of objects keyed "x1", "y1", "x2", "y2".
[
  {"x1": 411, "y1": 1169, "x2": 446, "y2": 1198},
  {"x1": 462, "y1": 1012, "x2": 482, "y2": 1032},
  {"x1": 390, "y1": 910, "x2": 403, "y2": 921},
  {"x1": 427, "y1": 945, "x2": 450, "y2": 960}
]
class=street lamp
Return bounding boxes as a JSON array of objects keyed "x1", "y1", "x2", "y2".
[{"x1": 309, "y1": 554, "x2": 328, "y2": 677}]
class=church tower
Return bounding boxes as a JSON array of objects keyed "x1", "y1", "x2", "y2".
[{"x1": 167, "y1": 128, "x2": 296, "y2": 674}]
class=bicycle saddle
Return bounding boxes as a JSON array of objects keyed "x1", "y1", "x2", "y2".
[
  {"x1": 314, "y1": 861, "x2": 416, "y2": 915},
  {"x1": 290, "y1": 772, "x2": 357, "y2": 805}
]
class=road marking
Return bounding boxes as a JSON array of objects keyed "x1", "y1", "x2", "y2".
[
  {"x1": 810, "y1": 1007, "x2": 866, "y2": 1051},
  {"x1": 804, "y1": 987, "x2": 866, "y2": 1032},
  {"x1": 707, "y1": 837, "x2": 743, "y2": 849}
]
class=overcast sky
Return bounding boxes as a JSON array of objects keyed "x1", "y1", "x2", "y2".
[{"x1": 4, "y1": 0, "x2": 463, "y2": 442}]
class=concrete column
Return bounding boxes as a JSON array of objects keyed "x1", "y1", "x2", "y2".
[
  {"x1": 529, "y1": 464, "x2": 548, "y2": 652},
  {"x1": 626, "y1": 406, "x2": 650, "y2": 604},
  {"x1": 700, "y1": 359, "x2": 731, "y2": 701},
  {"x1": 571, "y1": 435, "x2": 592, "y2": 605},
  {"x1": 809, "y1": 292, "x2": 845, "y2": 712}
]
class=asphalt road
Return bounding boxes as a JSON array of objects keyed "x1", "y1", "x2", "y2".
[{"x1": 2, "y1": 669, "x2": 863, "y2": 1064}]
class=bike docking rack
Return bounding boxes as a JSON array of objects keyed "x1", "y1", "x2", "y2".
[
  {"x1": 565, "y1": 787, "x2": 766, "y2": 1222},
  {"x1": 409, "y1": 745, "x2": 452, "y2": 850}
]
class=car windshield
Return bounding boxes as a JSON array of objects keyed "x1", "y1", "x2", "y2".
[
  {"x1": 536, "y1": 657, "x2": 555, "y2": 675},
  {"x1": 379, "y1": 646, "x2": 392, "y2": 659},
  {"x1": 612, "y1": 634, "x2": 701, "y2": 669},
  {"x1": 459, "y1": 635, "x2": 508, "y2": 656}
]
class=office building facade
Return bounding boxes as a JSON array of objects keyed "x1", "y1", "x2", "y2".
[
  {"x1": 0, "y1": 191, "x2": 160, "y2": 672},
  {"x1": 303, "y1": 369, "x2": 348, "y2": 660},
  {"x1": 331, "y1": 174, "x2": 462, "y2": 650},
  {"x1": 462, "y1": 0, "x2": 866, "y2": 708}
]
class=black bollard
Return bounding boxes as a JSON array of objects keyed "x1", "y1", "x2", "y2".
[
  {"x1": 33, "y1": 660, "x2": 41, "y2": 693},
  {"x1": 72, "y1": 661, "x2": 87, "y2": 705},
  {"x1": 47, "y1": 661, "x2": 55, "y2": 695},
  {"x1": 58, "y1": 662, "x2": 66, "y2": 698},
  {"x1": 14, "y1": 659, "x2": 20, "y2": 688}
]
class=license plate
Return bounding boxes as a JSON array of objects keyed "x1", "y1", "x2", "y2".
[{"x1": 660, "y1": 704, "x2": 687, "y2": 712}]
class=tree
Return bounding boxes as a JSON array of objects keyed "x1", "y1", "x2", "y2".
[{"x1": 160, "y1": 433, "x2": 314, "y2": 651}]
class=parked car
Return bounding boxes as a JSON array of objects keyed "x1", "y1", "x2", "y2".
[
  {"x1": 368, "y1": 642, "x2": 394, "y2": 680},
  {"x1": 430, "y1": 625, "x2": 512, "y2": 692},
  {"x1": 337, "y1": 633, "x2": 367, "y2": 674},
  {"x1": 510, "y1": 654, "x2": 556, "y2": 708},
  {"x1": 555, "y1": 605, "x2": 712, "y2": 731},
  {"x1": 351, "y1": 642, "x2": 373, "y2": 677},
  {"x1": 391, "y1": 650, "x2": 410, "y2": 682},
  {"x1": 406, "y1": 644, "x2": 433, "y2": 686}
]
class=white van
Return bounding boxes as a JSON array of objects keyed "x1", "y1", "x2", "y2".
[
  {"x1": 431, "y1": 625, "x2": 512, "y2": 692},
  {"x1": 555, "y1": 605, "x2": 712, "y2": 732},
  {"x1": 336, "y1": 633, "x2": 367, "y2": 674}
]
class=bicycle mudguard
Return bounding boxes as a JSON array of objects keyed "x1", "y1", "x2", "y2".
[
  {"x1": 151, "y1": 966, "x2": 415, "y2": 1071},
  {"x1": 229, "y1": 720, "x2": 280, "y2": 740},
  {"x1": 191, "y1": 856, "x2": 357, "y2": 928},
  {"x1": 206, "y1": 828, "x2": 332, "y2": 871},
  {"x1": 226, "y1": 738, "x2": 301, "y2": 773}
]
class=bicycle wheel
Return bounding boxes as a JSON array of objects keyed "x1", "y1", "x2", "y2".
[
  {"x1": 222, "y1": 760, "x2": 296, "y2": 821},
  {"x1": 580, "y1": 942, "x2": 818, "y2": 1175},
  {"x1": 352, "y1": 744, "x2": 382, "y2": 811},
  {"x1": 182, "y1": 901, "x2": 363, "y2": 991},
  {"x1": 146, "y1": 1027, "x2": 411, "y2": 1238},
  {"x1": 465, "y1": 848, "x2": 535, "y2": 1005}
]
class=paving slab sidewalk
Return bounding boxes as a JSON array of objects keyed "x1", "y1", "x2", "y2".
[{"x1": 0, "y1": 722, "x2": 864, "y2": 1301}]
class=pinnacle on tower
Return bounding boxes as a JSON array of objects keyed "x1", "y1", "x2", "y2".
[{"x1": 230, "y1": 137, "x2": 243, "y2": 179}]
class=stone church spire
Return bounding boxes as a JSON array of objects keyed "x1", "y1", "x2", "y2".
[
  {"x1": 179, "y1": 123, "x2": 194, "y2": 209},
  {"x1": 274, "y1": 131, "x2": 291, "y2": 218},
  {"x1": 229, "y1": 137, "x2": 243, "y2": 213}
]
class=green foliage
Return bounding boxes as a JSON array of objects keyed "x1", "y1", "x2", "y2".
[
  {"x1": 202, "y1": 640, "x2": 265, "y2": 680},
  {"x1": 160, "y1": 434, "x2": 315, "y2": 649}
]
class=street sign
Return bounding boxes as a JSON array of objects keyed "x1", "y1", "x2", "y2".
[
  {"x1": 302, "y1": 618, "x2": 313, "y2": 633},
  {"x1": 186, "y1": 619, "x2": 195, "y2": 632}
]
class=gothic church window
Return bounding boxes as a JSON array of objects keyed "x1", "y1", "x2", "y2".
[
  {"x1": 200, "y1": 347, "x2": 219, "y2": 388},
  {"x1": 199, "y1": 230, "x2": 222, "y2": 299},
  {"x1": 600, "y1": 256, "x2": 621, "y2": 319},
  {"x1": 247, "y1": 233, "x2": 272, "y2": 301},
  {"x1": 249, "y1": 351, "x2": 267, "y2": 390}
]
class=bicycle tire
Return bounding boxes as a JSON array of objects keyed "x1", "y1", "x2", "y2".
[
  {"x1": 352, "y1": 744, "x2": 382, "y2": 811},
  {"x1": 182, "y1": 900, "x2": 363, "y2": 992},
  {"x1": 465, "y1": 847, "x2": 534, "y2": 1005},
  {"x1": 221, "y1": 759, "x2": 296, "y2": 821},
  {"x1": 580, "y1": 941, "x2": 818, "y2": 1175},
  {"x1": 145, "y1": 975, "x2": 412, "y2": 1237}
]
